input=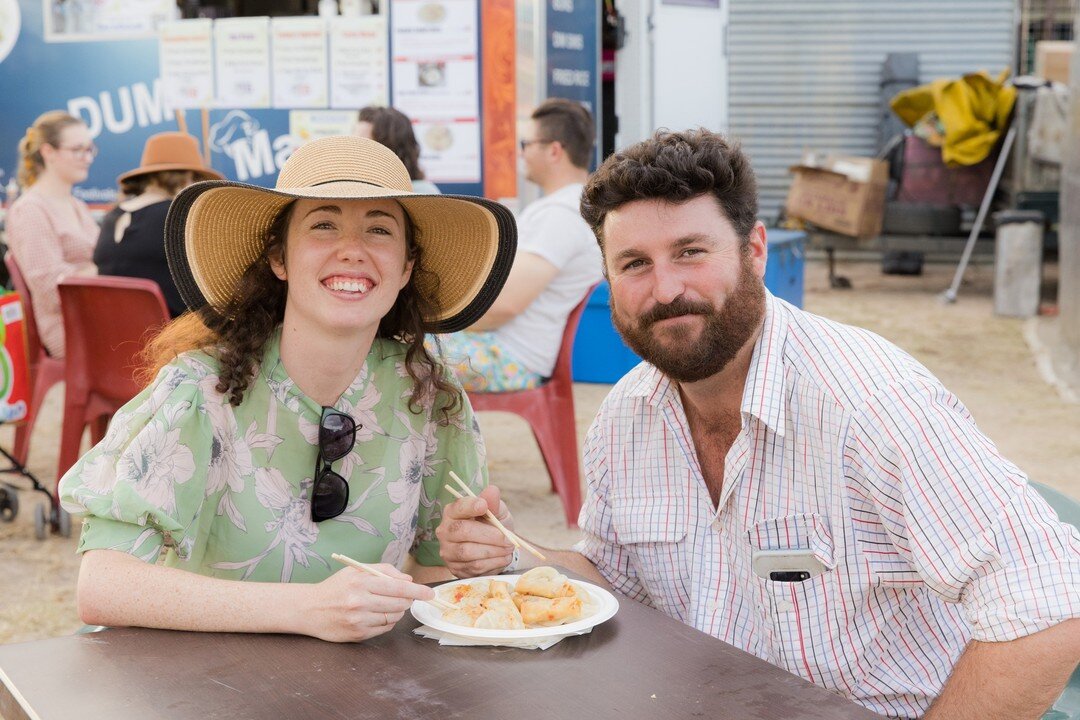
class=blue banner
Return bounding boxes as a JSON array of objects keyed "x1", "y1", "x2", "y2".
[
  {"x1": 545, "y1": 0, "x2": 600, "y2": 165},
  {"x1": 0, "y1": 0, "x2": 481, "y2": 206}
]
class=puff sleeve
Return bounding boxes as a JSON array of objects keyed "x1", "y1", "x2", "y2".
[{"x1": 59, "y1": 356, "x2": 218, "y2": 564}]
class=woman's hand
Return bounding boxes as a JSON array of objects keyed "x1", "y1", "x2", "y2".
[
  {"x1": 303, "y1": 564, "x2": 436, "y2": 643},
  {"x1": 436, "y1": 485, "x2": 517, "y2": 578}
]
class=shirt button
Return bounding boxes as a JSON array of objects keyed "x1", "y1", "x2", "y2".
[
  {"x1": 775, "y1": 599, "x2": 795, "y2": 613},
  {"x1": 711, "y1": 518, "x2": 722, "y2": 532}
]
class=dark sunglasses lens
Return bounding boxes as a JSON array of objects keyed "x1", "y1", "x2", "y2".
[
  {"x1": 312, "y1": 469, "x2": 349, "y2": 520},
  {"x1": 320, "y1": 412, "x2": 355, "y2": 461}
]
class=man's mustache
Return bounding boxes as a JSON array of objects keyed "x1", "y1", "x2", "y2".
[{"x1": 639, "y1": 297, "x2": 714, "y2": 327}]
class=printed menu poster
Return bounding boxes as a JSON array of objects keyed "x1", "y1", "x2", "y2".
[
  {"x1": 215, "y1": 17, "x2": 271, "y2": 108},
  {"x1": 329, "y1": 15, "x2": 388, "y2": 109},
  {"x1": 390, "y1": 0, "x2": 480, "y2": 183},
  {"x1": 159, "y1": 19, "x2": 214, "y2": 109},
  {"x1": 271, "y1": 17, "x2": 328, "y2": 109},
  {"x1": 289, "y1": 110, "x2": 357, "y2": 143}
]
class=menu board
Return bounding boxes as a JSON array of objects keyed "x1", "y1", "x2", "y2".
[
  {"x1": 271, "y1": 17, "x2": 328, "y2": 109},
  {"x1": 46, "y1": 0, "x2": 175, "y2": 41},
  {"x1": 329, "y1": 15, "x2": 388, "y2": 109},
  {"x1": 390, "y1": 0, "x2": 480, "y2": 184},
  {"x1": 214, "y1": 17, "x2": 271, "y2": 109},
  {"x1": 159, "y1": 19, "x2": 214, "y2": 109}
]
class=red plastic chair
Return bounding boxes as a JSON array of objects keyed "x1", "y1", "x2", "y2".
[
  {"x1": 4, "y1": 254, "x2": 65, "y2": 468},
  {"x1": 466, "y1": 285, "x2": 597, "y2": 527},
  {"x1": 56, "y1": 276, "x2": 170, "y2": 483}
]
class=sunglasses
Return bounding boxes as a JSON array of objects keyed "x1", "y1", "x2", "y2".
[
  {"x1": 519, "y1": 138, "x2": 554, "y2": 152},
  {"x1": 311, "y1": 407, "x2": 358, "y2": 522}
]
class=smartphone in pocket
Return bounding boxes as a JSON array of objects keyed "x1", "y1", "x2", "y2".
[{"x1": 751, "y1": 548, "x2": 828, "y2": 582}]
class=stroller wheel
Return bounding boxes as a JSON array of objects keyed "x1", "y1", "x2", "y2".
[
  {"x1": 57, "y1": 507, "x2": 72, "y2": 538},
  {"x1": 34, "y1": 503, "x2": 47, "y2": 540},
  {"x1": 0, "y1": 488, "x2": 16, "y2": 522}
]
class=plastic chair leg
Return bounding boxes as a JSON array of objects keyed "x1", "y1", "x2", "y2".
[
  {"x1": 90, "y1": 414, "x2": 110, "y2": 445},
  {"x1": 57, "y1": 401, "x2": 88, "y2": 487},
  {"x1": 528, "y1": 402, "x2": 582, "y2": 528}
]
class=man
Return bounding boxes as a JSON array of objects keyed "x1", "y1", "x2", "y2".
[
  {"x1": 437, "y1": 129, "x2": 1080, "y2": 718},
  {"x1": 435, "y1": 98, "x2": 603, "y2": 391}
]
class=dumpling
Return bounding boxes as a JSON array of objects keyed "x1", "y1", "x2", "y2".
[
  {"x1": 489, "y1": 580, "x2": 512, "y2": 600},
  {"x1": 443, "y1": 581, "x2": 490, "y2": 609},
  {"x1": 441, "y1": 608, "x2": 480, "y2": 628},
  {"x1": 518, "y1": 596, "x2": 583, "y2": 627},
  {"x1": 514, "y1": 566, "x2": 570, "y2": 599},
  {"x1": 474, "y1": 598, "x2": 526, "y2": 630}
]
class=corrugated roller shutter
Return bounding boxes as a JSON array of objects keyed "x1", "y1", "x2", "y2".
[{"x1": 727, "y1": 0, "x2": 1016, "y2": 223}]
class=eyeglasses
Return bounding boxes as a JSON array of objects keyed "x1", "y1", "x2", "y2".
[
  {"x1": 311, "y1": 407, "x2": 358, "y2": 522},
  {"x1": 57, "y1": 144, "x2": 99, "y2": 159},
  {"x1": 519, "y1": 138, "x2": 554, "y2": 152}
]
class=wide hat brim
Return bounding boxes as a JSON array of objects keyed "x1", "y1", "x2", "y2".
[
  {"x1": 118, "y1": 164, "x2": 224, "y2": 184},
  {"x1": 165, "y1": 179, "x2": 517, "y2": 333}
]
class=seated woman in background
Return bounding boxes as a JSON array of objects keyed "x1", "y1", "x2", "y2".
[
  {"x1": 6, "y1": 110, "x2": 98, "y2": 357},
  {"x1": 58, "y1": 136, "x2": 517, "y2": 643},
  {"x1": 94, "y1": 132, "x2": 223, "y2": 317},
  {"x1": 355, "y1": 106, "x2": 441, "y2": 194}
]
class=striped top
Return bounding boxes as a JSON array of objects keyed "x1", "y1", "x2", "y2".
[{"x1": 575, "y1": 292, "x2": 1080, "y2": 718}]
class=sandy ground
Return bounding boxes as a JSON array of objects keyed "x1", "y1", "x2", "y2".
[{"x1": 1, "y1": 257, "x2": 1077, "y2": 648}]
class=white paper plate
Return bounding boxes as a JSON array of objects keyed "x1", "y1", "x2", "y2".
[{"x1": 410, "y1": 574, "x2": 619, "y2": 641}]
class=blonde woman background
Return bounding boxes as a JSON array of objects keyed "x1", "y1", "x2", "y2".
[{"x1": 6, "y1": 110, "x2": 98, "y2": 357}]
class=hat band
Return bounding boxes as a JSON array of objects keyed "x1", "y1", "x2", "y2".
[{"x1": 309, "y1": 178, "x2": 390, "y2": 188}]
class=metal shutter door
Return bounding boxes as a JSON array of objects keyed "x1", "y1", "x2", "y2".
[{"x1": 727, "y1": 0, "x2": 1016, "y2": 223}]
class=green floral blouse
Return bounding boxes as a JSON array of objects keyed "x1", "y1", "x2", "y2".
[{"x1": 58, "y1": 329, "x2": 487, "y2": 583}]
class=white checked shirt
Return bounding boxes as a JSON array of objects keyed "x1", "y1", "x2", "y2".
[{"x1": 575, "y1": 292, "x2": 1080, "y2": 719}]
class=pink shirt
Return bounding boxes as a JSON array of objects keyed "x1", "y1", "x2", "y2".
[
  {"x1": 575, "y1": 293, "x2": 1080, "y2": 718},
  {"x1": 6, "y1": 191, "x2": 98, "y2": 357}
]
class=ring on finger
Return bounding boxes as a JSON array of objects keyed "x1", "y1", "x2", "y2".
[{"x1": 383, "y1": 612, "x2": 390, "y2": 626}]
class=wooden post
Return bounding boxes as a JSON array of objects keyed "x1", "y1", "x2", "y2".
[
  {"x1": 1061, "y1": 17, "x2": 1080, "y2": 353},
  {"x1": 201, "y1": 108, "x2": 211, "y2": 165}
]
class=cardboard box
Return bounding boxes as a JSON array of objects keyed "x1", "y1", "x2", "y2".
[
  {"x1": 785, "y1": 154, "x2": 889, "y2": 239},
  {"x1": 1035, "y1": 40, "x2": 1074, "y2": 84}
]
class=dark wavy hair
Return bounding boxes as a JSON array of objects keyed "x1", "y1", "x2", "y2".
[
  {"x1": 358, "y1": 106, "x2": 425, "y2": 181},
  {"x1": 580, "y1": 128, "x2": 758, "y2": 256},
  {"x1": 143, "y1": 200, "x2": 463, "y2": 423}
]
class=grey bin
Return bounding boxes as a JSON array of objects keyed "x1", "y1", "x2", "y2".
[{"x1": 993, "y1": 210, "x2": 1045, "y2": 318}]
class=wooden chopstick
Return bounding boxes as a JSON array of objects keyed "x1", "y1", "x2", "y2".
[
  {"x1": 330, "y1": 553, "x2": 457, "y2": 612},
  {"x1": 446, "y1": 472, "x2": 547, "y2": 561}
]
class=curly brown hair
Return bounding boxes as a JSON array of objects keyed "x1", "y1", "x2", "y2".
[
  {"x1": 142, "y1": 200, "x2": 463, "y2": 423},
  {"x1": 580, "y1": 128, "x2": 758, "y2": 258},
  {"x1": 17, "y1": 111, "x2": 85, "y2": 188},
  {"x1": 357, "y1": 107, "x2": 425, "y2": 181}
]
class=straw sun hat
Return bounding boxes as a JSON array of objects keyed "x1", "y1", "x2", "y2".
[
  {"x1": 117, "y1": 132, "x2": 224, "y2": 184},
  {"x1": 165, "y1": 135, "x2": 517, "y2": 333}
]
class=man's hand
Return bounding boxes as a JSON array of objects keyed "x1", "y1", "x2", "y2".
[{"x1": 436, "y1": 485, "x2": 516, "y2": 578}]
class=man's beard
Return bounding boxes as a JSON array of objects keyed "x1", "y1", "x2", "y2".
[{"x1": 611, "y1": 253, "x2": 766, "y2": 383}]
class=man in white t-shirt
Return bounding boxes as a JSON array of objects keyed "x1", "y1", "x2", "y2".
[{"x1": 435, "y1": 98, "x2": 603, "y2": 391}]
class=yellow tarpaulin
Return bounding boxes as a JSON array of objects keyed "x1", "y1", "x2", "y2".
[{"x1": 890, "y1": 69, "x2": 1016, "y2": 167}]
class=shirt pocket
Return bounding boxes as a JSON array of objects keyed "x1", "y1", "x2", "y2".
[
  {"x1": 747, "y1": 513, "x2": 843, "y2": 677},
  {"x1": 611, "y1": 497, "x2": 690, "y2": 614}
]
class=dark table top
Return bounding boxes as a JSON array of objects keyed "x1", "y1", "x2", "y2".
[{"x1": 0, "y1": 588, "x2": 881, "y2": 720}]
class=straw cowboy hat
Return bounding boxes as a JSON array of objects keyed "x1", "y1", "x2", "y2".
[
  {"x1": 165, "y1": 135, "x2": 516, "y2": 333},
  {"x1": 117, "y1": 132, "x2": 224, "y2": 185}
]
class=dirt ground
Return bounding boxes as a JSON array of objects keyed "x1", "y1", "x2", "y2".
[{"x1": 1, "y1": 257, "x2": 1077, "y2": 648}]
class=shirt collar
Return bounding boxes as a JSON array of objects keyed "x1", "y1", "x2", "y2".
[
  {"x1": 260, "y1": 326, "x2": 375, "y2": 419},
  {"x1": 626, "y1": 291, "x2": 789, "y2": 437}
]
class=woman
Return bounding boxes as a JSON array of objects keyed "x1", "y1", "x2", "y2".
[
  {"x1": 58, "y1": 136, "x2": 517, "y2": 642},
  {"x1": 6, "y1": 110, "x2": 98, "y2": 357},
  {"x1": 95, "y1": 132, "x2": 223, "y2": 317},
  {"x1": 355, "y1": 106, "x2": 441, "y2": 194}
]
